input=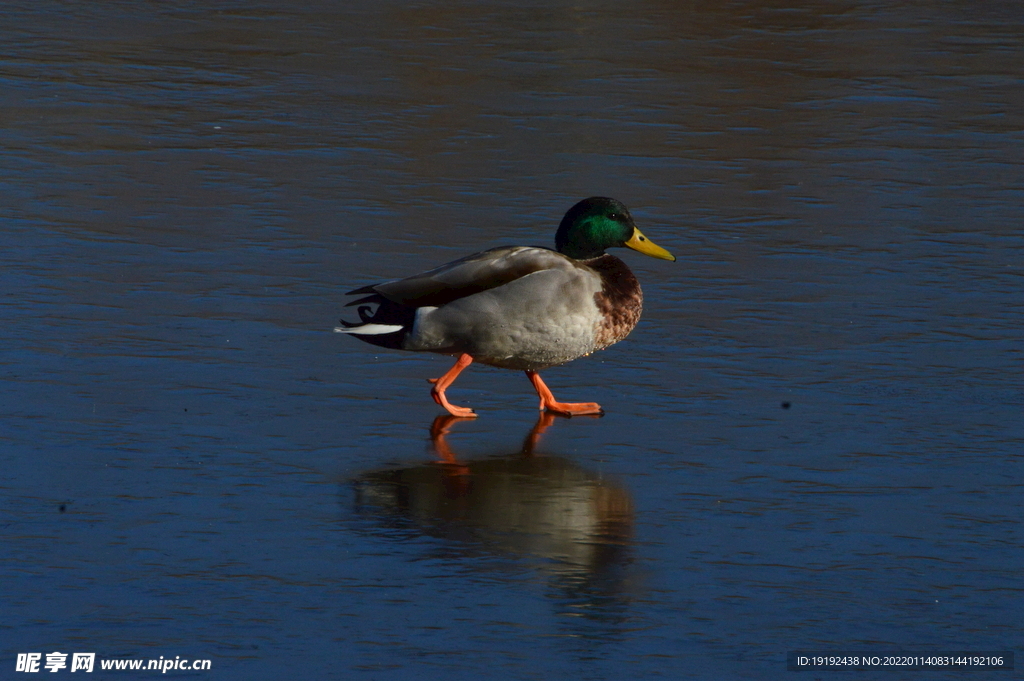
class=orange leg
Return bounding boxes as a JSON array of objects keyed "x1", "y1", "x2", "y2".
[
  {"x1": 427, "y1": 353, "x2": 477, "y2": 418},
  {"x1": 525, "y1": 371, "x2": 603, "y2": 417}
]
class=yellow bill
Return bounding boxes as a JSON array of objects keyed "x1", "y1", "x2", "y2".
[{"x1": 625, "y1": 228, "x2": 675, "y2": 261}]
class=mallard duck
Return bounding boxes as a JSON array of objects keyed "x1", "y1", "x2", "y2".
[{"x1": 335, "y1": 197, "x2": 674, "y2": 418}]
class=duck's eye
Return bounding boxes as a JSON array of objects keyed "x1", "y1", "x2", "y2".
[{"x1": 608, "y1": 213, "x2": 621, "y2": 220}]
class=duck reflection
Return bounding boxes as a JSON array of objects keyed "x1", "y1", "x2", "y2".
[{"x1": 352, "y1": 413, "x2": 635, "y2": 623}]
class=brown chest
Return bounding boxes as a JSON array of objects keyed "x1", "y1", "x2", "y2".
[{"x1": 587, "y1": 255, "x2": 643, "y2": 350}]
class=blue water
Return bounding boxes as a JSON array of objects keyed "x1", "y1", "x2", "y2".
[{"x1": 3, "y1": 1, "x2": 1022, "y2": 679}]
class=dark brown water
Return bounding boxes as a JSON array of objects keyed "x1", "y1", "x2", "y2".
[{"x1": 3, "y1": 1, "x2": 1022, "y2": 678}]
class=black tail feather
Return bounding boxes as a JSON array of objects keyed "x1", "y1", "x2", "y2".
[
  {"x1": 344, "y1": 295, "x2": 379, "y2": 308},
  {"x1": 338, "y1": 292, "x2": 416, "y2": 350}
]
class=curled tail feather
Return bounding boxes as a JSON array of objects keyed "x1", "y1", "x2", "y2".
[{"x1": 336, "y1": 292, "x2": 414, "y2": 349}]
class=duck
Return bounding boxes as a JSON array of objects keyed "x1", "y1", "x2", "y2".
[{"x1": 335, "y1": 197, "x2": 675, "y2": 418}]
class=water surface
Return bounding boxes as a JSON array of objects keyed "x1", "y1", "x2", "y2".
[{"x1": 3, "y1": 1, "x2": 1022, "y2": 679}]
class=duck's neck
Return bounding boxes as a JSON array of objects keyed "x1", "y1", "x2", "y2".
[{"x1": 584, "y1": 254, "x2": 643, "y2": 349}]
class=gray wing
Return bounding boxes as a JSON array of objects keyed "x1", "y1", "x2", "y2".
[{"x1": 351, "y1": 246, "x2": 580, "y2": 308}]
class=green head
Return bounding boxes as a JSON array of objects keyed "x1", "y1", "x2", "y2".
[{"x1": 555, "y1": 197, "x2": 675, "y2": 261}]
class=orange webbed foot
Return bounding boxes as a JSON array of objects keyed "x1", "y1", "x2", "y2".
[
  {"x1": 541, "y1": 400, "x2": 604, "y2": 417},
  {"x1": 428, "y1": 354, "x2": 478, "y2": 418},
  {"x1": 525, "y1": 371, "x2": 604, "y2": 418},
  {"x1": 430, "y1": 386, "x2": 477, "y2": 418}
]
